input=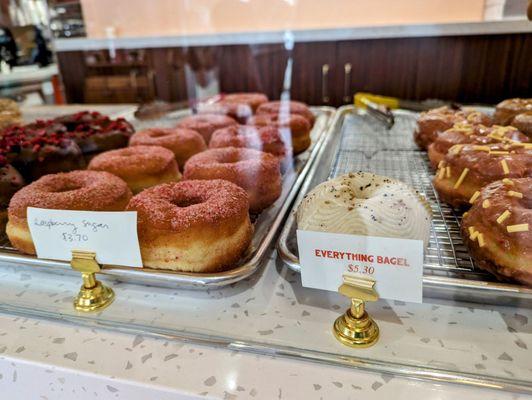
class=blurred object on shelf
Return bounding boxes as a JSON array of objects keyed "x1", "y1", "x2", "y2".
[
  {"x1": 82, "y1": 49, "x2": 155, "y2": 103},
  {"x1": 354, "y1": 92, "x2": 460, "y2": 112},
  {"x1": 48, "y1": 0, "x2": 85, "y2": 38},
  {"x1": 0, "y1": 98, "x2": 21, "y2": 128},
  {"x1": 528, "y1": 0, "x2": 532, "y2": 19},
  {"x1": 0, "y1": 64, "x2": 58, "y2": 104}
]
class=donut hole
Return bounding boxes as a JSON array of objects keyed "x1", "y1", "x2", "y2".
[
  {"x1": 53, "y1": 182, "x2": 83, "y2": 193},
  {"x1": 148, "y1": 129, "x2": 170, "y2": 138},
  {"x1": 218, "y1": 155, "x2": 241, "y2": 164},
  {"x1": 172, "y1": 196, "x2": 204, "y2": 208}
]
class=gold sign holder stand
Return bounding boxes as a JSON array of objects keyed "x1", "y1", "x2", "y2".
[
  {"x1": 333, "y1": 274, "x2": 380, "y2": 348},
  {"x1": 70, "y1": 250, "x2": 115, "y2": 312}
]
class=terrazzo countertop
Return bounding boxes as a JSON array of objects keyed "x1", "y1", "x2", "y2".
[{"x1": 0, "y1": 248, "x2": 531, "y2": 399}]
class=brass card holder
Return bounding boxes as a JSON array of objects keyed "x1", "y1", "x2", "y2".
[
  {"x1": 70, "y1": 250, "x2": 114, "y2": 312},
  {"x1": 333, "y1": 274, "x2": 380, "y2": 348}
]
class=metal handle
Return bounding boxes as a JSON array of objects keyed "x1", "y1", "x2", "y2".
[
  {"x1": 343, "y1": 63, "x2": 352, "y2": 104},
  {"x1": 321, "y1": 64, "x2": 330, "y2": 104}
]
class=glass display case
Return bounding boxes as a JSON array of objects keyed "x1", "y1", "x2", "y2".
[{"x1": 0, "y1": 0, "x2": 531, "y2": 396}]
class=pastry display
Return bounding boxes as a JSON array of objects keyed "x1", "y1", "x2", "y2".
[
  {"x1": 433, "y1": 143, "x2": 532, "y2": 208},
  {"x1": 414, "y1": 106, "x2": 492, "y2": 150},
  {"x1": 512, "y1": 111, "x2": 532, "y2": 138},
  {"x1": 427, "y1": 124, "x2": 529, "y2": 168},
  {"x1": 461, "y1": 178, "x2": 531, "y2": 285},
  {"x1": 493, "y1": 98, "x2": 532, "y2": 126},
  {"x1": 257, "y1": 100, "x2": 315, "y2": 127},
  {"x1": 55, "y1": 111, "x2": 135, "y2": 160},
  {"x1": 88, "y1": 145, "x2": 181, "y2": 194},
  {"x1": 7, "y1": 170, "x2": 132, "y2": 254},
  {"x1": 176, "y1": 114, "x2": 237, "y2": 143},
  {"x1": 183, "y1": 147, "x2": 282, "y2": 212},
  {"x1": 0, "y1": 98, "x2": 22, "y2": 129},
  {"x1": 247, "y1": 113, "x2": 311, "y2": 154},
  {"x1": 126, "y1": 179, "x2": 253, "y2": 272},
  {"x1": 297, "y1": 172, "x2": 432, "y2": 247},
  {"x1": 209, "y1": 125, "x2": 288, "y2": 158},
  {"x1": 129, "y1": 127, "x2": 207, "y2": 169}
]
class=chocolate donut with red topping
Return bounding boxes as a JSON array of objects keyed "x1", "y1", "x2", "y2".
[
  {"x1": 0, "y1": 162, "x2": 24, "y2": 229},
  {"x1": 183, "y1": 147, "x2": 282, "y2": 212},
  {"x1": 461, "y1": 178, "x2": 531, "y2": 286}
]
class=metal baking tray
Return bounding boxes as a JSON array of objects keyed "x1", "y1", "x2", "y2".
[
  {"x1": 0, "y1": 106, "x2": 335, "y2": 289},
  {"x1": 277, "y1": 105, "x2": 532, "y2": 307}
]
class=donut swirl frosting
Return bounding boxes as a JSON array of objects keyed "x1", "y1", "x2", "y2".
[{"x1": 297, "y1": 172, "x2": 432, "y2": 247}]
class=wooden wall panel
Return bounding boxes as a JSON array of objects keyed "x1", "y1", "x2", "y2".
[{"x1": 56, "y1": 32, "x2": 532, "y2": 106}]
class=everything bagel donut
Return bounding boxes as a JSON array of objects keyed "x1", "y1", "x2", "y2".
[
  {"x1": 127, "y1": 179, "x2": 253, "y2": 272},
  {"x1": 6, "y1": 170, "x2": 132, "y2": 254},
  {"x1": 183, "y1": 147, "x2": 282, "y2": 212}
]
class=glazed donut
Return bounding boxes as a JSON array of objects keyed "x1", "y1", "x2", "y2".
[
  {"x1": 55, "y1": 111, "x2": 135, "y2": 159},
  {"x1": 222, "y1": 93, "x2": 268, "y2": 112},
  {"x1": 176, "y1": 114, "x2": 237, "y2": 143},
  {"x1": 493, "y1": 98, "x2": 532, "y2": 126},
  {"x1": 126, "y1": 179, "x2": 253, "y2": 272},
  {"x1": 7, "y1": 170, "x2": 132, "y2": 254},
  {"x1": 414, "y1": 106, "x2": 493, "y2": 150},
  {"x1": 0, "y1": 163, "x2": 24, "y2": 230},
  {"x1": 512, "y1": 111, "x2": 532, "y2": 138},
  {"x1": 196, "y1": 101, "x2": 253, "y2": 124},
  {"x1": 433, "y1": 143, "x2": 532, "y2": 208},
  {"x1": 209, "y1": 125, "x2": 288, "y2": 158},
  {"x1": 247, "y1": 113, "x2": 311, "y2": 154},
  {"x1": 428, "y1": 124, "x2": 529, "y2": 168},
  {"x1": 88, "y1": 145, "x2": 181, "y2": 194},
  {"x1": 129, "y1": 127, "x2": 206, "y2": 169},
  {"x1": 461, "y1": 178, "x2": 531, "y2": 286},
  {"x1": 297, "y1": 172, "x2": 432, "y2": 247},
  {"x1": 183, "y1": 147, "x2": 282, "y2": 212},
  {"x1": 256, "y1": 100, "x2": 315, "y2": 127}
]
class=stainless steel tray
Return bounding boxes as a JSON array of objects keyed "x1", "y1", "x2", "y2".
[
  {"x1": 277, "y1": 105, "x2": 532, "y2": 307},
  {"x1": 0, "y1": 106, "x2": 335, "y2": 289}
]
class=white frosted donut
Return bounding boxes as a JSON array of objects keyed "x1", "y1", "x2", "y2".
[{"x1": 297, "y1": 172, "x2": 432, "y2": 247}]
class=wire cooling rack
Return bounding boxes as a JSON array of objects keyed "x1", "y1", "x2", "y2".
[{"x1": 329, "y1": 111, "x2": 490, "y2": 280}]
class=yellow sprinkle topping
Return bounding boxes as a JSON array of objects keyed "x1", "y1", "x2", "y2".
[
  {"x1": 502, "y1": 178, "x2": 514, "y2": 186},
  {"x1": 478, "y1": 233, "x2": 485, "y2": 248},
  {"x1": 468, "y1": 226, "x2": 475, "y2": 236},
  {"x1": 453, "y1": 168, "x2": 469, "y2": 189},
  {"x1": 490, "y1": 150, "x2": 509, "y2": 155},
  {"x1": 508, "y1": 191, "x2": 523, "y2": 198},
  {"x1": 496, "y1": 210, "x2": 511, "y2": 224},
  {"x1": 438, "y1": 160, "x2": 445, "y2": 169},
  {"x1": 450, "y1": 144, "x2": 463, "y2": 155},
  {"x1": 482, "y1": 199, "x2": 490, "y2": 208},
  {"x1": 463, "y1": 212, "x2": 469, "y2": 218},
  {"x1": 473, "y1": 145, "x2": 490, "y2": 152},
  {"x1": 469, "y1": 191, "x2": 480, "y2": 204},
  {"x1": 466, "y1": 112, "x2": 481, "y2": 122},
  {"x1": 500, "y1": 159, "x2": 509, "y2": 175},
  {"x1": 437, "y1": 167, "x2": 445, "y2": 180},
  {"x1": 470, "y1": 230, "x2": 479, "y2": 241},
  {"x1": 446, "y1": 166, "x2": 451, "y2": 179},
  {"x1": 506, "y1": 224, "x2": 529, "y2": 233}
]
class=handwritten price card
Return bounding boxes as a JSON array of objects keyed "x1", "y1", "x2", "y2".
[
  {"x1": 297, "y1": 230, "x2": 424, "y2": 303},
  {"x1": 27, "y1": 207, "x2": 142, "y2": 267}
]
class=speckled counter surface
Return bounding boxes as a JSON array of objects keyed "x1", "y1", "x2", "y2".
[{"x1": 0, "y1": 250, "x2": 531, "y2": 399}]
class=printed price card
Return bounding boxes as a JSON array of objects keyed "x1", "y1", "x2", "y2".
[
  {"x1": 27, "y1": 207, "x2": 142, "y2": 267},
  {"x1": 297, "y1": 230, "x2": 424, "y2": 303}
]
